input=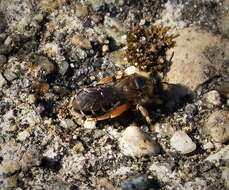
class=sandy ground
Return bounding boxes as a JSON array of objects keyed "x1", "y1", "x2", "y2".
[{"x1": 0, "y1": 0, "x2": 228, "y2": 189}]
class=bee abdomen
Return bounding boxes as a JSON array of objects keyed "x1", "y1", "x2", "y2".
[{"x1": 72, "y1": 86, "x2": 125, "y2": 115}]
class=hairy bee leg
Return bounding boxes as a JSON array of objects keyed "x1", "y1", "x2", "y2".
[
  {"x1": 136, "y1": 104, "x2": 153, "y2": 128},
  {"x1": 98, "y1": 76, "x2": 115, "y2": 84},
  {"x1": 93, "y1": 104, "x2": 129, "y2": 121}
]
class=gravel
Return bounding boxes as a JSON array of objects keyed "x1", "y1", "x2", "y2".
[{"x1": 0, "y1": 0, "x2": 228, "y2": 189}]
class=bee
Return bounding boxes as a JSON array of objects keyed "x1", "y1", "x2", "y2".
[
  {"x1": 71, "y1": 70, "x2": 163, "y2": 125},
  {"x1": 70, "y1": 24, "x2": 176, "y2": 125}
]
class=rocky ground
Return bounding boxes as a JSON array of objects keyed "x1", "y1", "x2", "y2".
[{"x1": 0, "y1": 0, "x2": 229, "y2": 189}]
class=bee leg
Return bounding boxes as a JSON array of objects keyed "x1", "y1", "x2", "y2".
[
  {"x1": 94, "y1": 104, "x2": 129, "y2": 121},
  {"x1": 100, "y1": 104, "x2": 108, "y2": 113},
  {"x1": 98, "y1": 76, "x2": 115, "y2": 84},
  {"x1": 80, "y1": 110, "x2": 86, "y2": 117},
  {"x1": 90, "y1": 109, "x2": 97, "y2": 116},
  {"x1": 136, "y1": 105, "x2": 153, "y2": 129}
]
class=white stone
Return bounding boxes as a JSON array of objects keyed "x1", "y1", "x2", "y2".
[
  {"x1": 170, "y1": 131, "x2": 196, "y2": 154},
  {"x1": 43, "y1": 147, "x2": 57, "y2": 159},
  {"x1": 124, "y1": 66, "x2": 140, "y2": 75},
  {"x1": 205, "y1": 145, "x2": 229, "y2": 162},
  {"x1": 203, "y1": 90, "x2": 221, "y2": 106},
  {"x1": 17, "y1": 130, "x2": 30, "y2": 141},
  {"x1": 203, "y1": 142, "x2": 214, "y2": 150},
  {"x1": 84, "y1": 118, "x2": 97, "y2": 129},
  {"x1": 119, "y1": 125, "x2": 160, "y2": 157}
]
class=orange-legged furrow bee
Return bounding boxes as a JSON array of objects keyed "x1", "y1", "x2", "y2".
[
  {"x1": 70, "y1": 24, "x2": 177, "y2": 125},
  {"x1": 71, "y1": 70, "x2": 163, "y2": 125}
]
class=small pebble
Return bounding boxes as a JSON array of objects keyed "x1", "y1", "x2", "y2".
[
  {"x1": 84, "y1": 118, "x2": 97, "y2": 129},
  {"x1": 27, "y1": 94, "x2": 36, "y2": 104},
  {"x1": 206, "y1": 145, "x2": 229, "y2": 162},
  {"x1": 3, "y1": 69, "x2": 17, "y2": 81},
  {"x1": 203, "y1": 90, "x2": 221, "y2": 106},
  {"x1": 17, "y1": 130, "x2": 31, "y2": 141},
  {"x1": 73, "y1": 142, "x2": 85, "y2": 153},
  {"x1": 124, "y1": 66, "x2": 139, "y2": 75},
  {"x1": 170, "y1": 130, "x2": 196, "y2": 154},
  {"x1": 37, "y1": 56, "x2": 56, "y2": 77},
  {"x1": 4, "y1": 36, "x2": 12, "y2": 46},
  {"x1": 60, "y1": 119, "x2": 76, "y2": 129},
  {"x1": 204, "y1": 110, "x2": 229, "y2": 143},
  {"x1": 119, "y1": 125, "x2": 161, "y2": 157},
  {"x1": 0, "y1": 160, "x2": 20, "y2": 176},
  {"x1": 0, "y1": 72, "x2": 7, "y2": 88},
  {"x1": 203, "y1": 142, "x2": 214, "y2": 150},
  {"x1": 102, "y1": 44, "x2": 109, "y2": 54},
  {"x1": 58, "y1": 61, "x2": 69, "y2": 76},
  {"x1": 121, "y1": 175, "x2": 158, "y2": 190}
]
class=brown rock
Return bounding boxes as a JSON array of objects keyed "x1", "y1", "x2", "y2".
[{"x1": 166, "y1": 27, "x2": 227, "y2": 90}]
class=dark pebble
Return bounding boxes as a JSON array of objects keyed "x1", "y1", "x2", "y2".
[
  {"x1": 40, "y1": 157, "x2": 61, "y2": 172},
  {"x1": 121, "y1": 175, "x2": 160, "y2": 190}
]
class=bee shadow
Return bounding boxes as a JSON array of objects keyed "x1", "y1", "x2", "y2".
[{"x1": 159, "y1": 83, "x2": 193, "y2": 114}]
